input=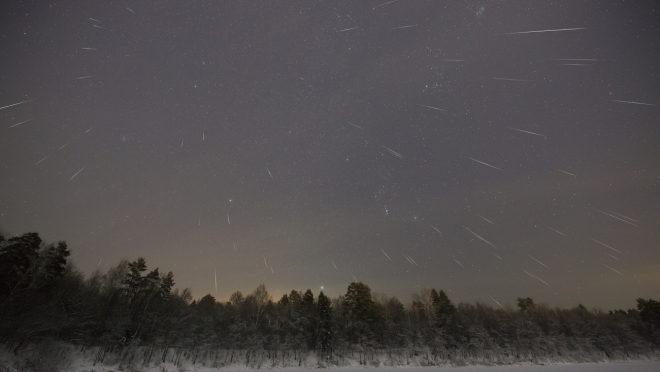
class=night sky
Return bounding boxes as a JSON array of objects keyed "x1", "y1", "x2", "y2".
[{"x1": 1, "y1": 1, "x2": 659, "y2": 310}]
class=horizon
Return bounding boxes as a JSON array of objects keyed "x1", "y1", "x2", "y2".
[{"x1": 1, "y1": 228, "x2": 646, "y2": 311}]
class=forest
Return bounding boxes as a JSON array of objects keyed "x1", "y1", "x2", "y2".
[{"x1": 1, "y1": 232, "x2": 659, "y2": 370}]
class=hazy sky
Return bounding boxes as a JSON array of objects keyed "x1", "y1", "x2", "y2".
[{"x1": 1, "y1": 1, "x2": 659, "y2": 310}]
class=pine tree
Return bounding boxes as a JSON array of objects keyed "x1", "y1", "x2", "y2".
[
  {"x1": 317, "y1": 291, "x2": 332, "y2": 357},
  {"x1": 343, "y1": 282, "x2": 375, "y2": 323},
  {"x1": 342, "y1": 282, "x2": 376, "y2": 348},
  {"x1": 637, "y1": 298, "x2": 660, "y2": 328},
  {"x1": 288, "y1": 290, "x2": 303, "y2": 307},
  {"x1": 432, "y1": 289, "x2": 456, "y2": 320},
  {"x1": 160, "y1": 271, "x2": 175, "y2": 299},
  {"x1": 0, "y1": 232, "x2": 42, "y2": 299},
  {"x1": 41, "y1": 241, "x2": 71, "y2": 281},
  {"x1": 517, "y1": 297, "x2": 536, "y2": 312},
  {"x1": 122, "y1": 257, "x2": 147, "y2": 304}
]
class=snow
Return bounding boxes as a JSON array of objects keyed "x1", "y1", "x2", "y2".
[
  {"x1": 63, "y1": 360, "x2": 660, "y2": 372},
  {"x1": 2, "y1": 344, "x2": 658, "y2": 372}
]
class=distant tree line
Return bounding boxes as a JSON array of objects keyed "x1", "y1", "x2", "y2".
[{"x1": 1, "y1": 232, "x2": 660, "y2": 367}]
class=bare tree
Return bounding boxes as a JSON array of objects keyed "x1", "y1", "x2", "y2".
[
  {"x1": 419, "y1": 288, "x2": 436, "y2": 327},
  {"x1": 249, "y1": 284, "x2": 271, "y2": 328}
]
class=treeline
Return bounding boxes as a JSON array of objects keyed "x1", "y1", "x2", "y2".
[{"x1": 1, "y1": 232, "x2": 660, "y2": 368}]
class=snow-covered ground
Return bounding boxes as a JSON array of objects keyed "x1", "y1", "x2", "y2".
[
  {"x1": 3, "y1": 345, "x2": 658, "y2": 372},
  {"x1": 62, "y1": 360, "x2": 660, "y2": 372},
  {"x1": 354, "y1": 363, "x2": 660, "y2": 372},
  {"x1": 59, "y1": 360, "x2": 660, "y2": 372}
]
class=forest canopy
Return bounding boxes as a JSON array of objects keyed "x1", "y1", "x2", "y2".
[{"x1": 1, "y1": 232, "x2": 659, "y2": 366}]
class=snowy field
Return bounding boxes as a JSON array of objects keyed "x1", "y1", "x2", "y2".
[
  {"x1": 212, "y1": 362, "x2": 659, "y2": 372},
  {"x1": 343, "y1": 363, "x2": 660, "y2": 372},
  {"x1": 61, "y1": 361, "x2": 660, "y2": 372},
  {"x1": 4, "y1": 345, "x2": 659, "y2": 372}
]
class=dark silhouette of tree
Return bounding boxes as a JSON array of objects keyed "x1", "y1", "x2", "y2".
[
  {"x1": 0, "y1": 232, "x2": 43, "y2": 300},
  {"x1": 317, "y1": 291, "x2": 332, "y2": 357},
  {"x1": 122, "y1": 257, "x2": 147, "y2": 305},
  {"x1": 3, "y1": 230, "x2": 660, "y2": 366},
  {"x1": 517, "y1": 297, "x2": 536, "y2": 312},
  {"x1": 637, "y1": 298, "x2": 660, "y2": 328},
  {"x1": 342, "y1": 281, "x2": 376, "y2": 353},
  {"x1": 41, "y1": 241, "x2": 71, "y2": 281},
  {"x1": 343, "y1": 282, "x2": 375, "y2": 324}
]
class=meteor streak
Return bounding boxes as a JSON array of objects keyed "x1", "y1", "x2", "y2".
[
  {"x1": 605, "y1": 253, "x2": 619, "y2": 261},
  {"x1": 506, "y1": 126, "x2": 546, "y2": 138},
  {"x1": 590, "y1": 238, "x2": 622, "y2": 254},
  {"x1": 608, "y1": 99, "x2": 657, "y2": 106},
  {"x1": 558, "y1": 169, "x2": 577, "y2": 177},
  {"x1": 502, "y1": 27, "x2": 585, "y2": 35},
  {"x1": 0, "y1": 99, "x2": 33, "y2": 111},
  {"x1": 429, "y1": 224, "x2": 443, "y2": 235},
  {"x1": 523, "y1": 270, "x2": 551, "y2": 287},
  {"x1": 544, "y1": 225, "x2": 565, "y2": 236},
  {"x1": 417, "y1": 104, "x2": 446, "y2": 111},
  {"x1": 602, "y1": 264, "x2": 624, "y2": 276},
  {"x1": 374, "y1": 0, "x2": 397, "y2": 8},
  {"x1": 390, "y1": 25, "x2": 417, "y2": 30},
  {"x1": 476, "y1": 214, "x2": 493, "y2": 224},
  {"x1": 462, "y1": 226, "x2": 497, "y2": 248},
  {"x1": 68, "y1": 165, "x2": 87, "y2": 181},
  {"x1": 35, "y1": 155, "x2": 49, "y2": 165},
  {"x1": 465, "y1": 157, "x2": 504, "y2": 171},
  {"x1": 401, "y1": 253, "x2": 416, "y2": 265},
  {"x1": 606, "y1": 210, "x2": 639, "y2": 224},
  {"x1": 527, "y1": 254, "x2": 549, "y2": 268},
  {"x1": 347, "y1": 122, "x2": 363, "y2": 130},
  {"x1": 379, "y1": 249, "x2": 392, "y2": 261},
  {"x1": 8, "y1": 119, "x2": 32, "y2": 128},
  {"x1": 592, "y1": 208, "x2": 638, "y2": 227},
  {"x1": 489, "y1": 77, "x2": 530, "y2": 82},
  {"x1": 379, "y1": 144, "x2": 404, "y2": 158},
  {"x1": 489, "y1": 296, "x2": 502, "y2": 307}
]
